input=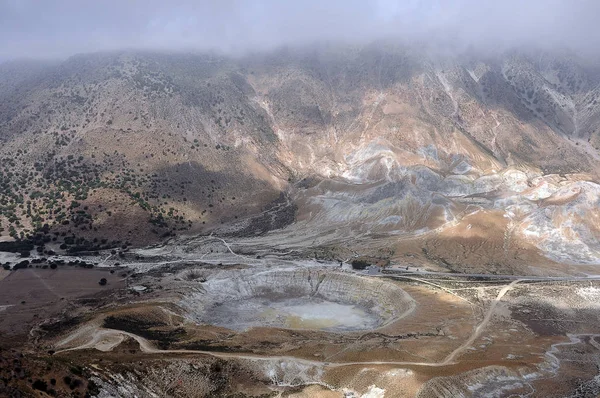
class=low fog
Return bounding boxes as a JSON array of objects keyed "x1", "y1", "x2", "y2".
[{"x1": 1, "y1": 0, "x2": 600, "y2": 60}]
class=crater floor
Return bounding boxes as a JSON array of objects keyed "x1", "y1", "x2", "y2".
[{"x1": 204, "y1": 296, "x2": 378, "y2": 331}]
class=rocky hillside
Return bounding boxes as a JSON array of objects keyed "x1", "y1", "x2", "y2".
[{"x1": 0, "y1": 43, "x2": 599, "y2": 270}]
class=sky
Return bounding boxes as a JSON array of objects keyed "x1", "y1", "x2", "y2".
[{"x1": 1, "y1": 0, "x2": 600, "y2": 60}]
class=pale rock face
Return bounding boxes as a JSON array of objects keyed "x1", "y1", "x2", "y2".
[
  {"x1": 503, "y1": 201, "x2": 538, "y2": 220},
  {"x1": 516, "y1": 182, "x2": 600, "y2": 264},
  {"x1": 451, "y1": 160, "x2": 472, "y2": 175},
  {"x1": 290, "y1": 131, "x2": 600, "y2": 265},
  {"x1": 360, "y1": 386, "x2": 386, "y2": 398},
  {"x1": 419, "y1": 365, "x2": 544, "y2": 397},
  {"x1": 521, "y1": 180, "x2": 558, "y2": 200},
  {"x1": 473, "y1": 174, "x2": 504, "y2": 193},
  {"x1": 341, "y1": 140, "x2": 405, "y2": 183},
  {"x1": 502, "y1": 169, "x2": 530, "y2": 193},
  {"x1": 438, "y1": 175, "x2": 476, "y2": 197}
]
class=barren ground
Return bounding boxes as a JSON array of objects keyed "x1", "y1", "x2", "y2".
[{"x1": 2, "y1": 237, "x2": 599, "y2": 397}]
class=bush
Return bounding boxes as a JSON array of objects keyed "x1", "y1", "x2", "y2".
[
  {"x1": 87, "y1": 379, "x2": 100, "y2": 395},
  {"x1": 32, "y1": 379, "x2": 47, "y2": 392},
  {"x1": 69, "y1": 379, "x2": 82, "y2": 390},
  {"x1": 351, "y1": 259, "x2": 370, "y2": 270},
  {"x1": 184, "y1": 269, "x2": 205, "y2": 281},
  {"x1": 13, "y1": 260, "x2": 30, "y2": 270},
  {"x1": 69, "y1": 366, "x2": 83, "y2": 376},
  {"x1": 0, "y1": 241, "x2": 34, "y2": 253},
  {"x1": 98, "y1": 278, "x2": 107, "y2": 286}
]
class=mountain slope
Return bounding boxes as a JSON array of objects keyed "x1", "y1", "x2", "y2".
[{"x1": 0, "y1": 44, "x2": 599, "y2": 271}]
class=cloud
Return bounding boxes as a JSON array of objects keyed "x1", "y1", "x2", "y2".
[{"x1": 1, "y1": 0, "x2": 600, "y2": 59}]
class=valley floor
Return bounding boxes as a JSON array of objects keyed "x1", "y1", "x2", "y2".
[{"x1": 2, "y1": 235, "x2": 600, "y2": 397}]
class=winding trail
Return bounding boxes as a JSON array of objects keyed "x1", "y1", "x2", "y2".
[{"x1": 56, "y1": 279, "x2": 523, "y2": 369}]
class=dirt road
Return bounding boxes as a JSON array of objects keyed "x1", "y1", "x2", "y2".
[{"x1": 55, "y1": 279, "x2": 522, "y2": 368}]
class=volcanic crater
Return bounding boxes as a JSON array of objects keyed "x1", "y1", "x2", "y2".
[{"x1": 182, "y1": 269, "x2": 415, "y2": 332}]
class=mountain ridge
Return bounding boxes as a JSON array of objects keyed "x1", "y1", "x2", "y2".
[{"x1": 1, "y1": 43, "x2": 599, "y2": 272}]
